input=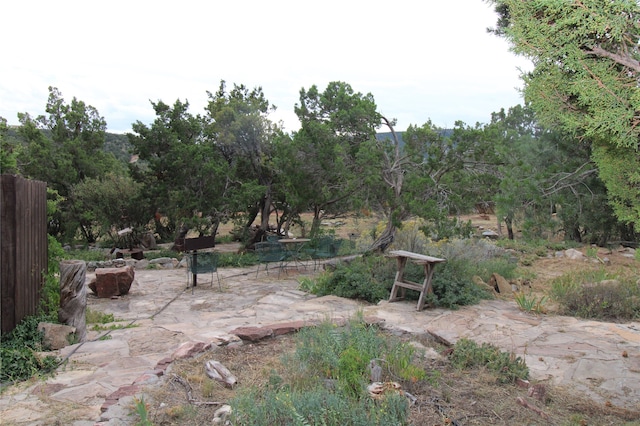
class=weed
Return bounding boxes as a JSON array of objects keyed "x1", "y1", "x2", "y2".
[
  {"x1": 551, "y1": 271, "x2": 640, "y2": 321},
  {"x1": 449, "y1": 338, "x2": 529, "y2": 384},
  {"x1": 132, "y1": 396, "x2": 153, "y2": 426},
  {"x1": 230, "y1": 316, "x2": 415, "y2": 424},
  {"x1": 514, "y1": 291, "x2": 547, "y2": 314},
  {"x1": 85, "y1": 308, "x2": 115, "y2": 324}
]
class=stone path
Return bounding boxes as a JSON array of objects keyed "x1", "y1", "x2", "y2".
[{"x1": 1, "y1": 261, "x2": 639, "y2": 425}]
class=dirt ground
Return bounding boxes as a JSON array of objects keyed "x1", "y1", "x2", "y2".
[{"x1": 144, "y1": 213, "x2": 639, "y2": 425}]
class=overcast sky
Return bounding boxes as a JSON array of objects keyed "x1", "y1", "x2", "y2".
[{"x1": 1, "y1": 0, "x2": 531, "y2": 134}]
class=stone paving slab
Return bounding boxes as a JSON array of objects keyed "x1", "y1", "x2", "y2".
[{"x1": 1, "y1": 262, "x2": 639, "y2": 424}]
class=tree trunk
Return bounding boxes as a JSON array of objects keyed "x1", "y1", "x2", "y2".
[
  {"x1": 369, "y1": 220, "x2": 396, "y2": 253},
  {"x1": 59, "y1": 260, "x2": 87, "y2": 342},
  {"x1": 505, "y1": 217, "x2": 514, "y2": 240},
  {"x1": 310, "y1": 206, "x2": 323, "y2": 237}
]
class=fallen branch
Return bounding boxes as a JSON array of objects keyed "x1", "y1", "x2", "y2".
[
  {"x1": 171, "y1": 374, "x2": 224, "y2": 406},
  {"x1": 516, "y1": 396, "x2": 549, "y2": 420}
]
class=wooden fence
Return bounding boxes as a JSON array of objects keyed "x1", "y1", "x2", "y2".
[{"x1": 1, "y1": 175, "x2": 48, "y2": 334}]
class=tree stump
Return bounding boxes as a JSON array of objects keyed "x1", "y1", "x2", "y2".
[{"x1": 59, "y1": 260, "x2": 87, "y2": 342}]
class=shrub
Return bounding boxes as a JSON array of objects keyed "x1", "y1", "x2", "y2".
[
  {"x1": 303, "y1": 238, "x2": 513, "y2": 309},
  {"x1": 449, "y1": 338, "x2": 529, "y2": 384},
  {"x1": 309, "y1": 257, "x2": 391, "y2": 303},
  {"x1": 550, "y1": 269, "x2": 640, "y2": 321},
  {"x1": 0, "y1": 316, "x2": 60, "y2": 382}
]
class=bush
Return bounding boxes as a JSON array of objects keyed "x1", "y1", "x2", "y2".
[
  {"x1": 449, "y1": 338, "x2": 529, "y2": 384},
  {"x1": 309, "y1": 257, "x2": 391, "y2": 303},
  {"x1": 550, "y1": 269, "x2": 640, "y2": 321},
  {"x1": 303, "y1": 238, "x2": 513, "y2": 309},
  {"x1": 0, "y1": 316, "x2": 59, "y2": 382}
]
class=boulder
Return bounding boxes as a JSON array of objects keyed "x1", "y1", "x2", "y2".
[
  {"x1": 139, "y1": 232, "x2": 157, "y2": 250},
  {"x1": 38, "y1": 322, "x2": 76, "y2": 350},
  {"x1": 489, "y1": 272, "x2": 512, "y2": 294},
  {"x1": 171, "y1": 341, "x2": 212, "y2": 360},
  {"x1": 230, "y1": 326, "x2": 273, "y2": 342},
  {"x1": 482, "y1": 229, "x2": 500, "y2": 239},
  {"x1": 564, "y1": 248, "x2": 585, "y2": 260},
  {"x1": 88, "y1": 266, "x2": 135, "y2": 298}
]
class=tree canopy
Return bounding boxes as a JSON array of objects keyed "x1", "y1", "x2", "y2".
[{"x1": 487, "y1": 0, "x2": 640, "y2": 230}]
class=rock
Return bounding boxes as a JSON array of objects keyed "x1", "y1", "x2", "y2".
[
  {"x1": 482, "y1": 230, "x2": 499, "y2": 239},
  {"x1": 270, "y1": 321, "x2": 307, "y2": 336},
  {"x1": 171, "y1": 341, "x2": 211, "y2": 360},
  {"x1": 88, "y1": 266, "x2": 135, "y2": 298},
  {"x1": 472, "y1": 275, "x2": 495, "y2": 293},
  {"x1": 564, "y1": 248, "x2": 585, "y2": 260},
  {"x1": 230, "y1": 326, "x2": 273, "y2": 342},
  {"x1": 205, "y1": 360, "x2": 237, "y2": 387},
  {"x1": 212, "y1": 405, "x2": 232, "y2": 425},
  {"x1": 149, "y1": 257, "x2": 174, "y2": 265},
  {"x1": 135, "y1": 259, "x2": 150, "y2": 270},
  {"x1": 139, "y1": 232, "x2": 157, "y2": 250},
  {"x1": 489, "y1": 272, "x2": 512, "y2": 294},
  {"x1": 38, "y1": 322, "x2": 76, "y2": 350}
]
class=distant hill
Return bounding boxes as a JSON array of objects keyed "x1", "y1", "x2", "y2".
[{"x1": 104, "y1": 133, "x2": 131, "y2": 163}]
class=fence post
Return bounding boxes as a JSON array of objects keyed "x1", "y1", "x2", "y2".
[{"x1": 59, "y1": 260, "x2": 87, "y2": 342}]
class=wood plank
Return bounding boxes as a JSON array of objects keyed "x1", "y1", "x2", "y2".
[
  {"x1": 392, "y1": 281, "x2": 424, "y2": 292},
  {"x1": 387, "y1": 250, "x2": 446, "y2": 263}
]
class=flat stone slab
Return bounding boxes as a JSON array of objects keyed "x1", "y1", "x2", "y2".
[{"x1": 2, "y1": 263, "x2": 639, "y2": 424}]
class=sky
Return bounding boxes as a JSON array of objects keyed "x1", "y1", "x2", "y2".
[{"x1": 1, "y1": 0, "x2": 532, "y2": 134}]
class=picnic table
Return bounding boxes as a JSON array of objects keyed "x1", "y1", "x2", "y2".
[{"x1": 387, "y1": 250, "x2": 446, "y2": 311}]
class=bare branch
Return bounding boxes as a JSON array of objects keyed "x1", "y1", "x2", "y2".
[{"x1": 585, "y1": 45, "x2": 640, "y2": 73}]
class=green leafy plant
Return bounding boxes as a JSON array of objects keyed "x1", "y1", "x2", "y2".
[
  {"x1": 514, "y1": 291, "x2": 547, "y2": 314},
  {"x1": 449, "y1": 338, "x2": 529, "y2": 384},
  {"x1": 133, "y1": 396, "x2": 153, "y2": 426}
]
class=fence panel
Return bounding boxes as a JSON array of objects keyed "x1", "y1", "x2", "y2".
[{"x1": 1, "y1": 175, "x2": 48, "y2": 334}]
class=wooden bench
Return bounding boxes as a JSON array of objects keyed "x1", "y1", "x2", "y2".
[{"x1": 387, "y1": 250, "x2": 446, "y2": 311}]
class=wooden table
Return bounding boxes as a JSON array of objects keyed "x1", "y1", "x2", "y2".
[
  {"x1": 278, "y1": 238, "x2": 311, "y2": 269},
  {"x1": 387, "y1": 250, "x2": 446, "y2": 311}
]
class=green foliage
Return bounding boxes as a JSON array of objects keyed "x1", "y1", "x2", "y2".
[
  {"x1": 63, "y1": 248, "x2": 109, "y2": 262},
  {"x1": 488, "y1": 1, "x2": 640, "y2": 232},
  {"x1": 231, "y1": 316, "x2": 413, "y2": 425},
  {"x1": 217, "y1": 251, "x2": 258, "y2": 268},
  {"x1": 426, "y1": 239, "x2": 516, "y2": 308},
  {"x1": 0, "y1": 235, "x2": 66, "y2": 383},
  {"x1": 16, "y1": 87, "x2": 123, "y2": 242},
  {"x1": 133, "y1": 396, "x2": 153, "y2": 426},
  {"x1": 0, "y1": 316, "x2": 60, "y2": 382},
  {"x1": 70, "y1": 172, "x2": 147, "y2": 243},
  {"x1": 85, "y1": 308, "x2": 115, "y2": 324},
  {"x1": 514, "y1": 292, "x2": 547, "y2": 314},
  {"x1": 291, "y1": 81, "x2": 380, "y2": 236},
  {"x1": 449, "y1": 338, "x2": 529, "y2": 384},
  {"x1": 304, "y1": 239, "x2": 512, "y2": 309},
  {"x1": 550, "y1": 270, "x2": 640, "y2": 321},
  {"x1": 40, "y1": 235, "x2": 65, "y2": 321},
  {"x1": 307, "y1": 257, "x2": 390, "y2": 303}
]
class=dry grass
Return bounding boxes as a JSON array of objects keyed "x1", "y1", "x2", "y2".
[{"x1": 143, "y1": 332, "x2": 640, "y2": 426}]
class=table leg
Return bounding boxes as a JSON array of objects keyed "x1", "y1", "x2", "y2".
[
  {"x1": 389, "y1": 256, "x2": 408, "y2": 302},
  {"x1": 416, "y1": 262, "x2": 436, "y2": 311}
]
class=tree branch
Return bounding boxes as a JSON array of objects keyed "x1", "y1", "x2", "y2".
[{"x1": 585, "y1": 45, "x2": 640, "y2": 73}]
